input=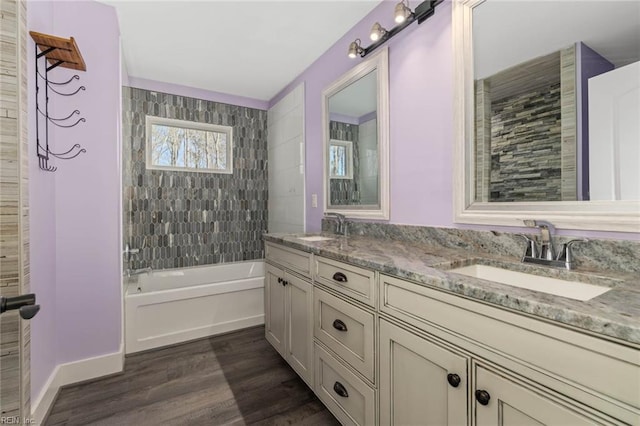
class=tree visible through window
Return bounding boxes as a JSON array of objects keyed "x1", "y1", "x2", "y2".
[
  {"x1": 329, "y1": 139, "x2": 353, "y2": 179},
  {"x1": 146, "y1": 117, "x2": 233, "y2": 174}
]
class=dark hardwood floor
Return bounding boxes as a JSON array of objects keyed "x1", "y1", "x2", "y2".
[{"x1": 45, "y1": 326, "x2": 340, "y2": 426}]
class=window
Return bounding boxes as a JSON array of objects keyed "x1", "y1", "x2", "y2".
[
  {"x1": 146, "y1": 116, "x2": 233, "y2": 174},
  {"x1": 329, "y1": 139, "x2": 353, "y2": 179}
]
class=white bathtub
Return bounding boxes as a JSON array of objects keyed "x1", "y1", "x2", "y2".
[{"x1": 125, "y1": 261, "x2": 265, "y2": 353}]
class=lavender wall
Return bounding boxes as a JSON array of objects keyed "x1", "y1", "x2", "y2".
[
  {"x1": 576, "y1": 42, "x2": 614, "y2": 201},
  {"x1": 271, "y1": 0, "x2": 639, "y2": 241},
  {"x1": 271, "y1": 0, "x2": 454, "y2": 232},
  {"x1": 28, "y1": 0, "x2": 57, "y2": 404},
  {"x1": 29, "y1": 0, "x2": 122, "y2": 400}
]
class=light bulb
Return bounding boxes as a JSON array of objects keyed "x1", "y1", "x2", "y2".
[
  {"x1": 394, "y1": 2, "x2": 411, "y2": 23},
  {"x1": 370, "y1": 22, "x2": 386, "y2": 42}
]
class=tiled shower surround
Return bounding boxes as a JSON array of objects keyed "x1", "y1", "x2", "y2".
[
  {"x1": 490, "y1": 84, "x2": 562, "y2": 202},
  {"x1": 122, "y1": 87, "x2": 268, "y2": 270},
  {"x1": 329, "y1": 120, "x2": 360, "y2": 205}
]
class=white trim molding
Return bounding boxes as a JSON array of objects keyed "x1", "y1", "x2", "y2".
[
  {"x1": 452, "y1": 0, "x2": 640, "y2": 233},
  {"x1": 31, "y1": 349, "x2": 124, "y2": 425},
  {"x1": 322, "y1": 47, "x2": 390, "y2": 221}
]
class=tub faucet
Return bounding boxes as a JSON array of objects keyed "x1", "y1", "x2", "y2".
[
  {"x1": 325, "y1": 212, "x2": 347, "y2": 236},
  {"x1": 125, "y1": 267, "x2": 152, "y2": 278}
]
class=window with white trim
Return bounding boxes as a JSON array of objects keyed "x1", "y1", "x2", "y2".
[{"x1": 146, "y1": 116, "x2": 233, "y2": 174}]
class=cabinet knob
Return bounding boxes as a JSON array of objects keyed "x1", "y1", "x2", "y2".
[
  {"x1": 282, "y1": 280, "x2": 288, "y2": 286},
  {"x1": 277, "y1": 277, "x2": 282, "y2": 284},
  {"x1": 332, "y1": 272, "x2": 348, "y2": 283},
  {"x1": 333, "y1": 381, "x2": 349, "y2": 398},
  {"x1": 332, "y1": 319, "x2": 348, "y2": 332},
  {"x1": 447, "y1": 373, "x2": 461, "y2": 388},
  {"x1": 475, "y1": 389, "x2": 491, "y2": 406}
]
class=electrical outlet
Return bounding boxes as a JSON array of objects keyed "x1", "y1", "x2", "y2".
[{"x1": 311, "y1": 194, "x2": 318, "y2": 208}]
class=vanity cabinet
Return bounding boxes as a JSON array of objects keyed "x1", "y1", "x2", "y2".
[
  {"x1": 380, "y1": 273, "x2": 637, "y2": 425},
  {"x1": 264, "y1": 241, "x2": 639, "y2": 425},
  {"x1": 264, "y1": 244, "x2": 314, "y2": 387},
  {"x1": 313, "y1": 257, "x2": 378, "y2": 426},
  {"x1": 474, "y1": 364, "x2": 600, "y2": 426},
  {"x1": 379, "y1": 319, "x2": 468, "y2": 425}
]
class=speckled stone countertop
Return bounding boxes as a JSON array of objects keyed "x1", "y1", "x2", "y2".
[{"x1": 264, "y1": 233, "x2": 640, "y2": 346}]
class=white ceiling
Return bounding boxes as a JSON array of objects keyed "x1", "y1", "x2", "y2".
[
  {"x1": 103, "y1": 0, "x2": 382, "y2": 101},
  {"x1": 474, "y1": 1, "x2": 640, "y2": 80}
]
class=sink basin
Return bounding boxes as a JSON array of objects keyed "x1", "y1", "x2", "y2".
[
  {"x1": 297, "y1": 236, "x2": 334, "y2": 242},
  {"x1": 449, "y1": 265, "x2": 611, "y2": 301}
]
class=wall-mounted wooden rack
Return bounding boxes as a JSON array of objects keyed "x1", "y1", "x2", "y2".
[{"x1": 30, "y1": 31, "x2": 87, "y2": 172}]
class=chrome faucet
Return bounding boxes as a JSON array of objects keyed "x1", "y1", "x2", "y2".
[
  {"x1": 125, "y1": 267, "x2": 152, "y2": 278},
  {"x1": 519, "y1": 220, "x2": 587, "y2": 270},
  {"x1": 123, "y1": 243, "x2": 139, "y2": 263},
  {"x1": 524, "y1": 220, "x2": 556, "y2": 260},
  {"x1": 325, "y1": 212, "x2": 347, "y2": 237}
]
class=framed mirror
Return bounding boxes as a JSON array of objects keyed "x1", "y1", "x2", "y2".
[
  {"x1": 322, "y1": 48, "x2": 389, "y2": 220},
  {"x1": 453, "y1": 0, "x2": 640, "y2": 232}
]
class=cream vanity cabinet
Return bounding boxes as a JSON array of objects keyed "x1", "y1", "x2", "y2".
[
  {"x1": 379, "y1": 318, "x2": 469, "y2": 425},
  {"x1": 313, "y1": 257, "x2": 377, "y2": 426},
  {"x1": 380, "y1": 274, "x2": 639, "y2": 425},
  {"x1": 264, "y1": 243, "x2": 314, "y2": 387}
]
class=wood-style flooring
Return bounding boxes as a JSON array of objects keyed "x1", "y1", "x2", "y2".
[{"x1": 45, "y1": 326, "x2": 339, "y2": 426}]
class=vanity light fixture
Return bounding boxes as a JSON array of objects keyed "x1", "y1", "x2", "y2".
[
  {"x1": 394, "y1": 0, "x2": 413, "y2": 24},
  {"x1": 348, "y1": 39, "x2": 364, "y2": 59},
  {"x1": 370, "y1": 22, "x2": 387, "y2": 41},
  {"x1": 348, "y1": 0, "x2": 443, "y2": 58}
]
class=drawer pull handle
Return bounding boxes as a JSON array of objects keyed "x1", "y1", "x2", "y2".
[
  {"x1": 475, "y1": 389, "x2": 491, "y2": 406},
  {"x1": 333, "y1": 381, "x2": 349, "y2": 398},
  {"x1": 332, "y1": 319, "x2": 348, "y2": 332},
  {"x1": 447, "y1": 373, "x2": 461, "y2": 388},
  {"x1": 332, "y1": 272, "x2": 348, "y2": 283}
]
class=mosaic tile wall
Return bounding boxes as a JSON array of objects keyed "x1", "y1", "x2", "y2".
[
  {"x1": 122, "y1": 87, "x2": 268, "y2": 270},
  {"x1": 329, "y1": 121, "x2": 360, "y2": 205},
  {"x1": 489, "y1": 83, "x2": 562, "y2": 202}
]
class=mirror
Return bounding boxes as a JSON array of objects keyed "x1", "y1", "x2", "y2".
[
  {"x1": 323, "y1": 48, "x2": 389, "y2": 219},
  {"x1": 453, "y1": 0, "x2": 640, "y2": 232}
]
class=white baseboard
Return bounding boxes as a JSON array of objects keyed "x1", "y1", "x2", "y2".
[{"x1": 31, "y1": 349, "x2": 123, "y2": 425}]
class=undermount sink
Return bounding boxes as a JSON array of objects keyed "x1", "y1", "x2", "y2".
[
  {"x1": 297, "y1": 236, "x2": 334, "y2": 242},
  {"x1": 449, "y1": 264, "x2": 611, "y2": 301}
]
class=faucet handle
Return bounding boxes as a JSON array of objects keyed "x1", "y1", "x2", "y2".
[
  {"x1": 556, "y1": 239, "x2": 588, "y2": 263},
  {"x1": 515, "y1": 234, "x2": 538, "y2": 259}
]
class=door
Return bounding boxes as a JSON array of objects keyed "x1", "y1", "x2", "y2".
[
  {"x1": 474, "y1": 365, "x2": 598, "y2": 425},
  {"x1": 379, "y1": 319, "x2": 468, "y2": 426},
  {"x1": 264, "y1": 264, "x2": 286, "y2": 357},
  {"x1": 588, "y1": 61, "x2": 640, "y2": 200},
  {"x1": 285, "y1": 273, "x2": 313, "y2": 387},
  {"x1": 0, "y1": 0, "x2": 31, "y2": 420}
]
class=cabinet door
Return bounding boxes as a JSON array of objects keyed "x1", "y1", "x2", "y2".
[
  {"x1": 474, "y1": 365, "x2": 600, "y2": 426},
  {"x1": 379, "y1": 319, "x2": 468, "y2": 426},
  {"x1": 265, "y1": 263, "x2": 286, "y2": 357},
  {"x1": 286, "y1": 272, "x2": 314, "y2": 387}
]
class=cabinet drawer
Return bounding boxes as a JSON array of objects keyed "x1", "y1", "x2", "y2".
[
  {"x1": 380, "y1": 274, "x2": 640, "y2": 423},
  {"x1": 314, "y1": 287, "x2": 375, "y2": 382},
  {"x1": 315, "y1": 257, "x2": 376, "y2": 307},
  {"x1": 314, "y1": 343, "x2": 376, "y2": 426},
  {"x1": 265, "y1": 242, "x2": 312, "y2": 277}
]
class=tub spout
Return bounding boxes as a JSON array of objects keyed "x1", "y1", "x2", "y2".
[{"x1": 125, "y1": 267, "x2": 152, "y2": 278}]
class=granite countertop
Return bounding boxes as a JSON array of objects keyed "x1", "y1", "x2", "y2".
[{"x1": 264, "y1": 233, "x2": 640, "y2": 346}]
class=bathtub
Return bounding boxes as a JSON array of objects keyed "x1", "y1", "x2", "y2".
[{"x1": 125, "y1": 261, "x2": 264, "y2": 353}]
